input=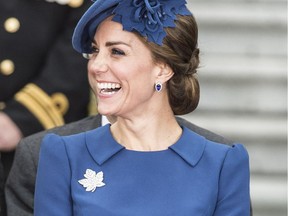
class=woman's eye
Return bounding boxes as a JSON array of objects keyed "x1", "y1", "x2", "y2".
[
  {"x1": 83, "y1": 46, "x2": 99, "y2": 59},
  {"x1": 112, "y1": 48, "x2": 125, "y2": 56},
  {"x1": 91, "y1": 46, "x2": 99, "y2": 54}
]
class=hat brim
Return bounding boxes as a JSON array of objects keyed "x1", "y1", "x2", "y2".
[{"x1": 72, "y1": 0, "x2": 121, "y2": 54}]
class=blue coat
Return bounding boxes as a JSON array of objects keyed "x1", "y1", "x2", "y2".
[{"x1": 35, "y1": 124, "x2": 250, "y2": 215}]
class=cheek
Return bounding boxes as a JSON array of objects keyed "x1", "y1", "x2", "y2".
[
  {"x1": 87, "y1": 60, "x2": 93, "y2": 75},
  {"x1": 87, "y1": 70, "x2": 93, "y2": 83},
  {"x1": 87, "y1": 71, "x2": 97, "y2": 93},
  {"x1": 128, "y1": 67, "x2": 155, "y2": 95},
  {"x1": 87, "y1": 61, "x2": 96, "y2": 81}
]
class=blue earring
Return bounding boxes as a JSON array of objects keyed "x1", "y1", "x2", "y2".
[{"x1": 155, "y1": 82, "x2": 162, "y2": 92}]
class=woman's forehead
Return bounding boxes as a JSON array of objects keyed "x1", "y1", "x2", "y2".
[{"x1": 94, "y1": 19, "x2": 139, "y2": 46}]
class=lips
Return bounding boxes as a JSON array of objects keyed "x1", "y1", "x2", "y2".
[{"x1": 97, "y1": 82, "x2": 121, "y2": 95}]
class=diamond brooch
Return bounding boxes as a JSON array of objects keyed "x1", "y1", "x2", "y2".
[{"x1": 78, "y1": 169, "x2": 105, "y2": 192}]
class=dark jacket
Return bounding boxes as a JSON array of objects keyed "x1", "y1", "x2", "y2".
[
  {"x1": 0, "y1": 0, "x2": 93, "y2": 214},
  {"x1": 0, "y1": 0, "x2": 92, "y2": 136}
]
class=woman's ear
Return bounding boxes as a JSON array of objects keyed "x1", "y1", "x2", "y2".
[{"x1": 155, "y1": 62, "x2": 174, "y2": 83}]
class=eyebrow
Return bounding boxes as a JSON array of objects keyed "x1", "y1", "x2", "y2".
[
  {"x1": 106, "y1": 41, "x2": 131, "y2": 47},
  {"x1": 92, "y1": 39, "x2": 131, "y2": 47}
]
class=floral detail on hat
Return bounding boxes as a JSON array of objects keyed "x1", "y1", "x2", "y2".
[{"x1": 112, "y1": 0, "x2": 191, "y2": 45}]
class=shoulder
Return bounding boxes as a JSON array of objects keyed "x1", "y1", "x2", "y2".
[
  {"x1": 40, "y1": 121, "x2": 106, "y2": 154},
  {"x1": 23, "y1": 115, "x2": 100, "y2": 145},
  {"x1": 205, "y1": 140, "x2": 249, "y2": 166},
  {"x1": 39, "y1": 123, "x2": 98, "y2": 154},
  {"x1": 176, "y1": 117, "x2": 248, "y2": 161},
  {"x1": 176, "y1": 116, "x2": 232, "y2": 145},
  {"x1": 180, "y1": 126, "x2": 249, "y2": 168},
  {"x1": 18, "y1": 115, "x2": 101, "y2": 161},
  {"x1": 38, "y1": 125, "x2": 109, "y2": 171}
]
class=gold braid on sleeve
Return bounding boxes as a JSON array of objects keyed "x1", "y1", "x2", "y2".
[{"x1": 15, "y1": 83, "x2": 69, "y2": 129}]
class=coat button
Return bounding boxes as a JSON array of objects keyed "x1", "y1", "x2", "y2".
[
  {"x1": 4, "y1": 17, "x2": 20, "y2": 33},
  {"x1": 69, "y1": 0, "x2": 83, "y2": 8},
  {"x1": 0, "y1": 59, "x2": 15, "y2": 75}
]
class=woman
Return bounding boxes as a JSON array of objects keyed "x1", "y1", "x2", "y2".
[{"x1": 34, "y1": 0, "x2": 250, "y2": 215}]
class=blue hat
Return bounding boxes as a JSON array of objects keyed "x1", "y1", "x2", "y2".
[{"x1": 72, "y1": 0, "x2": 192, "y2": 54}]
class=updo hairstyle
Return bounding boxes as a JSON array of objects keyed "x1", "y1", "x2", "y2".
[{"x1": 145, "y1": 15, "x2": 200, "y2": 115}]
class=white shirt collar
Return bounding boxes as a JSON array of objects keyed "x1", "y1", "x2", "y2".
[{"x1": 101, "y1": 115, "x2": 110, "y2": 126}]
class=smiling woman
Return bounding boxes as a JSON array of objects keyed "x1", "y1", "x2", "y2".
[
  {"x1": 34, "y1": 0, "x2": 251, "y2": 215},
  {"x1": 87, "y1": 17, "x2": 171, "y2": 118}
]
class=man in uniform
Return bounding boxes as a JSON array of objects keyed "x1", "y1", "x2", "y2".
[{"x1": 0, "y1": 0, "x2": 93, "y2": 215}]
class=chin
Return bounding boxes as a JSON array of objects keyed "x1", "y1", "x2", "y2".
[{"x1": 97, "y1": 106, "x2": 115, "y2": 116}]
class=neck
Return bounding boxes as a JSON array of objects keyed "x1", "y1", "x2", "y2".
[{"x1": 110, "y1": 109, "x2": 182, "y2": 151}]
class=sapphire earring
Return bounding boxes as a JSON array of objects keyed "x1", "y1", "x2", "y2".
[{"x1": 155, "y1": 82, "x2": 162, "y2": 92}]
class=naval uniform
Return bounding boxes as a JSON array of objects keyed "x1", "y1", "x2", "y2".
[
  {"x1": 0, "y1": 0, "x2": 93, "y2": 215},
  {"x1": 0, "y1": 0, "x2": 92, "y2": 136}
]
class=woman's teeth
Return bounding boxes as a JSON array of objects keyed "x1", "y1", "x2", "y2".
[{"x1": 97, "y1": 82, "x2": 121, "y2": 94}]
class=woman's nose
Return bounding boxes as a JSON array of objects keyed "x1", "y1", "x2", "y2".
[{"x1": 88, "y1": 54, "x2": 108, "y2": 74}]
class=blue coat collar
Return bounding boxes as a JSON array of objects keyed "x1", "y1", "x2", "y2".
[{"x1": 85, "y1": 125, "x2": 206, "y2": 167}]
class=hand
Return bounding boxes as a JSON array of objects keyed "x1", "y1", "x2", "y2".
[{"x1": 0, "y1": 112, "x2": 22, "y2": 151}]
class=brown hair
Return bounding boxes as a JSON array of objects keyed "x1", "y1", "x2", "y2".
[{"x1": 144, "y1": 15, "x2": 200, "y2": 115}]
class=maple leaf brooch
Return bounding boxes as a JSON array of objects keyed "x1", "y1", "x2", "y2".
[{"x1": 78, "y1": 169, "x2": 105, "y2": 192}]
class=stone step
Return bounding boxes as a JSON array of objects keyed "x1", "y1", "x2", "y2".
[
  {"x1": 188, "y1": 0, "x2": 286, "y2": 28},
  {"x1": 188, "y1": 1, "x2": 286, "y2": 57},
  {"x1": 247, "y1": 142, "x2": 286, "y2": 174},
  {"x1": 198, "y1": 55, "x2": 286, "y2": 81},
  {"x1": 181, "y1": 113, "x2": 287, "y2": 174},
  {"x1": 190, "y1": 0, "x2": 285, "y2": 3},
  {"x1": 198, "y1": 28, "x2": 286, "y2": 56},
  {"x1": 197, "y1": 79, "x2": 286, "y2": 113},
  {"x1": 182, "y1": 113, "x2": 286, "y2": 142},
  {"x1": 250, "y1": 175, "x2": 287, "y2": 216}
]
